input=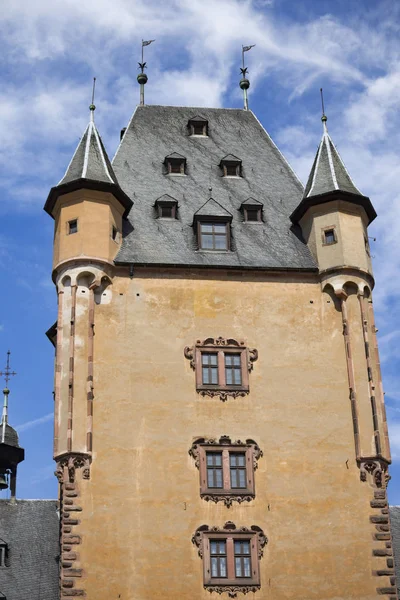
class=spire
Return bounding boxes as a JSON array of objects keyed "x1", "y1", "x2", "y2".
[
  {"x1": 303, "y1": 101, "x2": 361, "y2": 199},
  {"x1": 0, "y1": 352, "x2": 16, "y2": 444},
  {"x1": 290, "y1": 93, "x2": 377, "y2": 225},
  {"x1": 44, "y1": 85, "x2": 133, "y2": 218}
]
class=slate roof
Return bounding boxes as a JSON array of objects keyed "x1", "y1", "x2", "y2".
[
  {"x1": 0, "y1": 425, "x2": 19, "y2": 448},
  {"x1": 304, "y1": 119, "x2": 361, "y2": 198},
  {"x1": 58, "y1": 117, "x2": 119, "y2": 187},
  {"x1": 44, "y1": 115, "x2": 133, "y2": 218},
  {"x1": 390, "y1": 507, "x2": 400, "y2": 595},
  {"x1": 291, "y1": 118, "x2": 377, "y2": 225},
  {"x1": 0, "y1": 500, "x2": 59, "y2": 600},
  {"x1": 112, "y1": 106, "x2": 317, "y2": 270}
]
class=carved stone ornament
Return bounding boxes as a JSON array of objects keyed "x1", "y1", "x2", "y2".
[
  {"x1": 54, "y1": 452, "x2": 91, "y2": 484},
  {"x1": 359, "y1": 458, "x2": 390, "y2": 489},
  {"x1": 205, "y1": 585, "x2": 260, "y2": 598},
  {"x1": 200, "y1": 389, "x2": 247, "y2": 402}
]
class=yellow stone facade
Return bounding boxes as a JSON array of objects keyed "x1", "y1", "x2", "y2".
[{"x1": 47, "y1": 181, "x2": 397, "y2": 600}]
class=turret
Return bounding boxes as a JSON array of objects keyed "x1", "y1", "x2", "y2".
[
  {"x1": 0, "y1": 353, "x2": 24, "y2": 501},
  {"x1": 291, "y1": 114, "x2": 376, "y2": 294},
  {"x1": 44, "y1": 104, "x2": 132, "y2": 279}
]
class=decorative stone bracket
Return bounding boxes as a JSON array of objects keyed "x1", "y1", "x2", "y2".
[
  {"x1": 358, "y1": 457, "x2": 390, "y2": 489},
  {"x1": 55, "y1": 452, "x2": 91, "y2": 484}
]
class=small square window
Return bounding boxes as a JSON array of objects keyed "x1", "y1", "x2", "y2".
[
  {"x1": 225, "y1": 164, "x2": 239, "y2": 177},
  {"x1": 199, "y1": 222, "x2": 229, "y2": 251},
  {"x1": 159, "y1": 204, "x2": 176, "y2": 219},
  {"x1": 323, "y1": 228, "x2": 336, "y2": 245},
  {"x1": 244, "y1": 207, "x2": 261, "y2": 222},
  {"x1": 68, "y1": 219, "x2": 78, "y2": 235},
  {"x1": 169, "y1": 162, "x2": 182, "y2": 174},
  {"x1": 193, "y1": 123, "x2": 206, "y2": 136}
]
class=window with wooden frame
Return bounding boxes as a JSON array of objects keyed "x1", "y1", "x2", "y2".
[
  {"x1": 155, "y1": 199, "x2": 177, "y2": 219},
  {"x1": 184, "y1": 337, "x2": 258, "y2": 401},
  {"x1": 198, "y1": 221, "x2": 230, "y2": 251},
  {"x1": 240, "y1": 198, "x2": 263, "y2": 223},
  {"x1": 188, "y1": 117, "x2": 208, "y2": 137},
  {"x1": 189, "y1": 436, "x2": 262, "y2": 506},
  {"x1": 192, "y1": 522, "x2": 267, "y2": 596},
  {"x1": 164, "y1": 152, "x2": 186, "y2": 175},
  {"x1": 220, "y1": 155, "x2": 242, "y2": 178},
  {"x1": 67, "y1": 219, "x2": 78, "y2": 235},
  {"x1": 321, "y1": 226, "x2": 337, "y2": 245}
]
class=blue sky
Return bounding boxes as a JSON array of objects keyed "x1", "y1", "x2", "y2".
[{"x1": 1, "y1": 0, "x2": 400, "y2": 503}]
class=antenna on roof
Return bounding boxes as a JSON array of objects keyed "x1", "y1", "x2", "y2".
[
  {"x1": 320, "y1": 88, "x2": 328, "y2": 132},
  {"x1": 89, "y1": 77, "x2": 96, "y2": 121},
  {"x1": 240, "y1": 45, "x2": 255, "y2": 111},
  {"x1": 138, "y1": 39, "x2": 155, "y2": 106},
  {"x1": 0, "y1": 351, "x2": 17, "y2": 443}
]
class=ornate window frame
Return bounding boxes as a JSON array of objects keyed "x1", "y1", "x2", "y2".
[
  {"x1": 192, "y1": 521, "x2": 267, "y2": 597},
  {"x1": 189, "y1": 436, "x2": 262, "y2": 507},
  {"x1": 184, "y1": 337, "x2": 258, "y2": 401}
]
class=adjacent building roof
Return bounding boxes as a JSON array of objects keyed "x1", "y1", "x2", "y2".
[
  {"x1": 0, "y1": 500, "x2": 59, "y2": 600},
  {"x1": 112, "y1": 106, "x2": 317, "y2": 270},
  {"x1": 390, "y1": 507, "x2": 400, "y2": 597}
]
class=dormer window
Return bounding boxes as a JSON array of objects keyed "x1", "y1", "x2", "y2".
[
  {"x1": 220, "y1": 155, "x2": 242, "y2": 178},
  {"x1": 164, "y1": 153, "x2": 186, "y2": 175},
  {"x1": 188, "y1": 116, "x2": 208, "y2": 137},
  {"x1": 193, "y1": 198, "x2": 233, "y2": 252},
  {"x1": 0, "y1": 540, "x2": 9, "y2": 568},
  {"x1": 240, "y1": 198, "x2": 263, "y2": 223},
  {"x1": 155, "y1": 194, "x2": 178, "y2": 219}
]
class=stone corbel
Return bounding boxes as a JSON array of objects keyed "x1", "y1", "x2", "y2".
[
  {"x1": 54, "y1": 452, "x2": 92, "y2": 484},
  {"x1": 358, "y1": 457, "x2": 390, "y2": 489}
]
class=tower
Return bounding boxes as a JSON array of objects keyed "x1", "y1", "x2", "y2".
[
  {"x1": 0, "y1": 352, "x2": 24, "y2": 501},
  {"x1": 45, "y1": 97, "x2": 397, "y2": 600}
]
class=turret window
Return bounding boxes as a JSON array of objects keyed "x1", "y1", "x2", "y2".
[
  {"x1": 111, "y1": 226, "x2": 120, "y2": 242},
  {"x1": 322, "y1": 227, "x2": 337, "y2": 245},
  {"x1": 68, "y1": 219, "x2": 78, "y2": 235}
]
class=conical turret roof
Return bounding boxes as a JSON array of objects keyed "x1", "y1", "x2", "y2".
[
  {"x1": 44, "y1": 110, "x2": 132, "y2": 218},
  {"x1": 58, "y1": 118, "x2": 119, "y2": 187},
  {"x1": 291, "y1": 117, "x2": 376, "y2": 225},
  {"x1": 304, "y1": 118, "x2": 361, "y2": 198}
]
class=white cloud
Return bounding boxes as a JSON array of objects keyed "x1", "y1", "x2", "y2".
[{"x1": 16, "y1": 412, "x2": 53, "y2": 433}]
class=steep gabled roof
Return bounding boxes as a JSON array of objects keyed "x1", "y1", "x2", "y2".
[
  {"x1": 304, "y1": 119, "x2": 361, "y2": 198},
  {"x1": 220, "y1": 154, "x2": 241, "y2": 163},
  {"x1": 112, "y1": 106, "x2": 316, "y2": 270},
  {"x1": 241, "y1": 197, "x2": 263, "y2": 206}
]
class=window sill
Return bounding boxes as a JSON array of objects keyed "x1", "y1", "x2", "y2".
[
  {"x1": 196, "y1": 249, "x2": 231, "y2": 253},
  {"x1": 190, "y1": 134, "x2": 209, "y2": 138},
  {"x1": 222, "y1": 175, "x2": 242, "y2": 179},
  {"x1": 165, "y1": 173, "x2": 186, "y2": 177}
]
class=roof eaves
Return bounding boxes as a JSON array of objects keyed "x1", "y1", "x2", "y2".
[{"x1": 290, "y1": 189, "x2": 377, "y2": 225}]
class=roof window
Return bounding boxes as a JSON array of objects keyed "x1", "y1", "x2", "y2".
[
  {"x1": 164, "y1": 152, "x2": 186, "y2": 175},
  {"x1": 155, "y1": 194, "x2": 178, "y2": 219},
  {"x1": 220, "y1": 155, "x2": 242, "y2": 178},
  {"x1": 240, "y1": 198, "x2": 263, "y2": 223},
  {"x1": 188, "y1": 116, "x2": 208, "y2": 137}
]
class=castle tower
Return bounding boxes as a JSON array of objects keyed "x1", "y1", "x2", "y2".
[{"x1": 45, "y1": 102, "x2": 396, "y2": 600}]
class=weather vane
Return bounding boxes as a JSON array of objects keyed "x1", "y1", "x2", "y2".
[
  {"x1": 0, "y1": 351, "x2": 16, "y2": 389},
  {"x1": 240, "y1": 45, "x2": 255, "y2": 111},
  {"x1": 138, "y1": 39, "x2": 155, "y2": 106}
]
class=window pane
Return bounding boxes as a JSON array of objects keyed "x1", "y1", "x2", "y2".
[
  {"x1": 220, "y1": 557, "x2": 227, "y2": 577},
  {"x1": 231, "y1": 469, "x2": 237, "y2": 488},
  {"x1": 201, "y1": 233, "x2": 214, "y2": 249},
  {"x1": 246, "y1": 208, "x2": 260, "y2": 221},
  {"x1": 324, "y1": 229, "x2": 335, "y2": 244},
  {"x1": 233, "y1": 368, "x2": 241, "y2": 385},
  {"x1": 235, "y1": 557, "x2": 242, "y2": 577},
  {"x1": 201, "y1": 223, "x2": 213, "y2": 233},
  {"x1": 202, "y1": 367, "x2": 210, "y2": 384},
  {"x1": 215, "y1": 469, "x2": 223, "y2": 488},
  {"x1": 233, "y1": 355, "x2": 241, "y2": 366},
  {"x1": 211, "y1": 541, "x2": 218, "y2": 554},
  {"x1": 209, "y1": 354, "x2": 218, "y2": 366},
  {"x1": 214, "y1": 234, "x2": 227, "y2": 250},
  {"x1": 211, "y1": 557, "x2": 218, "y2": 577},
  {"x1": 237, "y1": 454, "x2": 245, "y2": 467},
  {"x1": 242, "y1": 542, "x2": 250, "y2": 554},
  {"x1": 210, "y1": 368, "x2": 218, "y2": 384},
  {"x1": 244, "y1": 557, "x2": 251, "y2": 577},
  {"x1": 214, "y1": 223, "x2": 227, "y2": 234},
  {"x1": 218, "y1": 541, "x2": 226, "y2": 554},
  {"x1": 226, "y1": 369, "x2": 233, "y2": 385}
]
